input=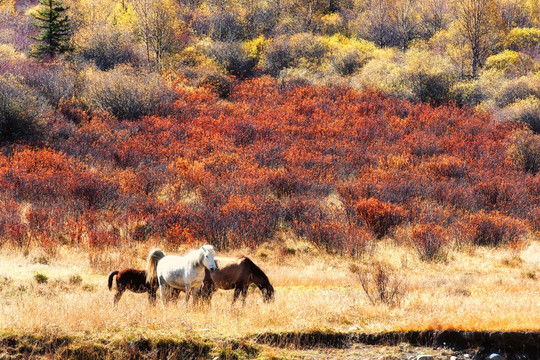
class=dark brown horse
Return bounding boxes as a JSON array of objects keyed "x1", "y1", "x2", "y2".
[
  {"x1": 108, "y1": 268, "x2": 159, "y2": 306},
  {"x1": 202, "y1": 256, "x2": 274, "y2": 304},
  {"x1": 108, "y1": 268, "x2": 212, "y2": 306}
]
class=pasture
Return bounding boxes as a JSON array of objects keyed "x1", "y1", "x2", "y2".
[{"x1": 0, "y1": 238, "x2": 539, "y2": 359}]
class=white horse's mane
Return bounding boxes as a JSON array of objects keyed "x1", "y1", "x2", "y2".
[{"x1": 184, "y1": 245, "x2": 214, "y2": 267}]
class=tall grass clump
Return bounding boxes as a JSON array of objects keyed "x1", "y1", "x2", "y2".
[{"x1": 350, "y1": 262, "x2": 406, "y2": 307}]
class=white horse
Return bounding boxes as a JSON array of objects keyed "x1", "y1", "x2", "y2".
[{"x1": 146, "y1": 245, "x2": 217, "y2": 306}]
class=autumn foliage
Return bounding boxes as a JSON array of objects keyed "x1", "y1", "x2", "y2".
[{"x1": 0, "y1": 78, "x2": 537, "y2": 255}]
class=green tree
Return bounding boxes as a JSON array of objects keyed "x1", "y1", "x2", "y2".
[{"x1": 29, "y1": 0, "x2": 73, "y2": 58}]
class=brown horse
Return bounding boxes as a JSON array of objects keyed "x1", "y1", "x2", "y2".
[
  {"x1": 203, "y1": 256, "x2": 274, "y2": 304},
  {"x1": 108, "y1": 268, "x2": 212, "y2": 306}
]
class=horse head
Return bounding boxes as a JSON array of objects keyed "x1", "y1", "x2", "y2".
[
  {"x1": 261, "y1": 283, "x2": 275, "y2": 302},
  {"x1": 201, "y1": 244, "x2": 217, "y2": 272}
]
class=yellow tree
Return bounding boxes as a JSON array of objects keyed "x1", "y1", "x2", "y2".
[
  {"x1": 453, "y1": 0, "x2": 506, "y2": 77},
  {"x1": 0, "y1": 0, "x2": 16, "y2": 22},
  {"x1": 390, "y1": 0, "x2": 421, "y2": 49},
  {"x1": 0, "y1": 0, "x2": 17, "y2": 44},
  {"x1": 133, "y1": 0, "x2": 183, "y2": 68}
]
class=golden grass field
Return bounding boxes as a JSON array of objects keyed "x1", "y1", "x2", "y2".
[{"x1": 0, "y1": 236, "x2": 539, "y2": 358}]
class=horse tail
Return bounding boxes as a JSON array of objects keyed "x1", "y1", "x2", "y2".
[
  {"x1": 108, "y1": 270, "x2": 119, "y2": 291},
  {"x1": 146, "y1": 248, "x2": 166, "y2": 283}
]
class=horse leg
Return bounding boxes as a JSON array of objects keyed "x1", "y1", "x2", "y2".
[
  {"x1": 241, "y1": 286, "x2": 248, "y2": 306},
  {"x1": 148, "y1": 288, "x2": 157, "y2": 306},
  {"x1": 192, "y1": 286, "x2": 200, "y2": 307},
  {"x1": 184, "y1": 283, "x2": 191, "y2": 305},
  {"x1": 159, "y1": 277, "x2": 171, "y2": 307},
  {"x1": 232, "y1": 286, "x2": 242, "y2": 304},
  {"x1": 113, "y1": 285, "x2": 125, "y2": 306}
]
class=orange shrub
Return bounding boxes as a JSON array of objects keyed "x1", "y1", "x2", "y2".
[
  {"x1": 456, "y1": 211, "x2": 528, "y2": 247},
  {"x1": 410, "y1": 223, "x2": 448, "y2": 261},
  {"x1": 422, "y1": 155, "x2": 467, "y2": 180},
  {"x1": 356, "y1": 198, "x2": 407, "y2": 239},
  {"x1": 0, "y1": 78, "x2": 537, "y2": 254}
]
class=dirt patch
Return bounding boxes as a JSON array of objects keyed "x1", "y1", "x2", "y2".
[{"x1": 253, "y1": 330, "x2": 540, "y2": 359}]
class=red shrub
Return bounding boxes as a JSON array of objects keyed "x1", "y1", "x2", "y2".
[
  {"x1": 456, "y1": 211, "x2": 528, "y2": 246},
  {"x1": 422, "y1": 155, "x2": 467, "y2": 180},
  {"x1": 356, "y1": 198, "x2": 407, "y2": 238},
  {"x1": 0, "y1": 78, "x2": 536, "y2": 252},
  {"x1": 410, "y1": 223, "x2": 448, "y2": 261}
]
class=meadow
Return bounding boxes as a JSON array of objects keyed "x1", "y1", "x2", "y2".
[{"x1": 0, "y1": 236, "x2": 539, "y2": 358}]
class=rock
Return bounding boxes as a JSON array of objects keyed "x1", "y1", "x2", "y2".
[
  {"x1": 415, "y1": 356, "x2": 434, "y2": 360},
  {"x1": 487, "y1": 354, "x2": 505, "y2": 360}
]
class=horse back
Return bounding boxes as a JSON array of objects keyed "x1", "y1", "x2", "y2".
[
  {"x1": 117, "y1": 268, "x2": 155, "y2": 293},
  {"x1": 210, "y1": 257, "x2": 252, "y2": 289}
]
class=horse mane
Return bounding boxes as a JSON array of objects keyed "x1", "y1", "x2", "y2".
[
  {"x1": 146, "y1": 248, "x2": 166, "y2": 283},
  {"x1": 241, "y1": 256, "x2": 270, "y2": 285},
  {"x1": 185, "y1": 246, "x2": 206, "y2": 268}
]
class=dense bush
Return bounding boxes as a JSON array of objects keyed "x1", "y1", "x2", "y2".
[
  {"x1": 484, "y1": 50, "x2": 536, "y2": 77},
  {"x1": 330, "y1": 49, "x2": 366, "y2": 76},
  {"x1": 207, "y1": 41, "x2": 257, "y2": 78},
  {"x1": 0, "y1": 75, "x2": 48, "y2": 144},
  {"x1": 207, "y1": 11, "x2": 246, "y2": 42},
  {"x1": 494, "y1": 74, "x2": 540, "y2": 107},
  {"x1": 504, "y1": 27, "x2": 540, "y2": 51},
  {"x1": 507, "y1": 129, "x2": 540, "y2": 174},
  {"x1": 356, "y1": 198, "x2": 407, "y2": 239},
  {"x1": 197, "y1": 71, "x2": 234, "y2": 98},
  {"x1": 456, "y1": 211, "x2": 528, "y2": 247},
  {"x1": 23, "y1": 65, "x2": 76, "y2": 107},
  {"x1": 503, "y1": 96, "x2": 540, "y2": 132},
  {"x1": 449, "y1": 80, "x2": 486, "y2": 107},
  {"x1": 0, "y1": 78, "x2": 537, "y2": 253},
  {"x1": 350, "y1": 48, "x2": 458, "y2": 103},
  {"x1": 410, "y1": 223, "x2": 448, "y2": 261},
  {"x1": 82, "y1": 66, "x2": 174, "y2": 120},
  {"x1": 76, "y1": 28, "x2": 141, "y2": 70}
]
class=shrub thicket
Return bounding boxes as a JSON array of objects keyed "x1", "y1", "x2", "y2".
[
  {"x1": 82, "y1": 66, "x2": 174, "y2": 120},
  {"x1": 507, "y1": 129, "x2": 540, "y2": 174},
  {"x1": 76, "y1": 28, "x2": 141, "y2": 71},
  {"x1": 0, "y1": 75, "x2": 48, "y2": 144}
]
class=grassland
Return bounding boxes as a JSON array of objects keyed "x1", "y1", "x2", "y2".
[{"x1": 1, "y1": 237, "x2": 538, "y2": 358}]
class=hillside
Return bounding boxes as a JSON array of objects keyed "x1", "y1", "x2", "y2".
[{"x1": 0, "y1": 77, "x2": 537, "y2": 255}]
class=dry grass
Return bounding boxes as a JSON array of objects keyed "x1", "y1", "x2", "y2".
[{"x1": 0, "y1": 238, "x2": 539, "y2": 341}]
